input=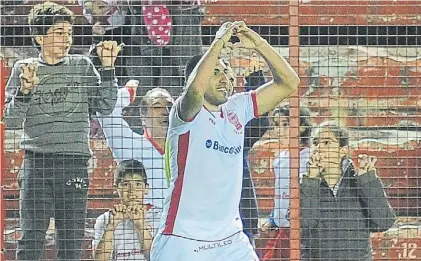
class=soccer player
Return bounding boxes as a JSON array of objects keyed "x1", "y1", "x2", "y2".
[
  {"x1": 150, "y1": 21, "x2": 300, "y2": 260},
  {"x1": 93, "y1": 160, "x2": 153, "y2": 261},
  {"x1": 97, "y1": 85, "x2": 174, "y2": 235},
  {"x1": 4, "y1": 2, "x2": 120, "y2": 260}
]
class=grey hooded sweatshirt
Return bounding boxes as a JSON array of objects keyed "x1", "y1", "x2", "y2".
[{"x1": 4, "y1": 54, "x2": 118, "y2": 156}]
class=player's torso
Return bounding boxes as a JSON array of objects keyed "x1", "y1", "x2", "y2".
[
  {"x1": 185, "y1": 106, "x2": 245, "y2": 183},
  {"x1": 164, "y1": 105, "x2": 246, "y2": 239}
]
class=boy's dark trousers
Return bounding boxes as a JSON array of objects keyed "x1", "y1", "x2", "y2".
[{"x1": 16, "y1": 151, "x2": 90, "y2": 261}]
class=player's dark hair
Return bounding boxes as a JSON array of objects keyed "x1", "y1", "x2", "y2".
[
  {"x1": 272, "y1": 105, "x2": 312, "y2": 147},
  {"x1": 114, "y1": 159, "x2": 148, "y2": 186},
  {"x1": 184, "y1": 53, "x2": 205, "y2": 83},
  {"x1": 27, "y1": 1, "x2": 74, "y2": 50},
  {"x1": 314, "y1": 121, "x2": 349, "y2": 147}
]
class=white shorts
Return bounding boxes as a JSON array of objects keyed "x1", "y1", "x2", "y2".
[{"x1": 150, "y1": 231, "x2": 259, "y2": 261}]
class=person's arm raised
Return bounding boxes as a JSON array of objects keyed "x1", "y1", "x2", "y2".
[
  {"x1": 178, "y1": 21, "x2": 237, "y2": 121},
  {"x1": 235, "y1": 22, "x2": 300, "y2": 117}
]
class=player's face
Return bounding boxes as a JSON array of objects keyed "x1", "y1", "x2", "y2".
[
  {"x1": 204, "y1": 59, "x2": 235, "y2": 106},
  {"x1": 37, "y1": 22, "x2": 73, "y2": 60},
  {"x1": 312, "y1": 127, "x2": 346, "y2": 172},
  {"x1": 117, "y1": 174, "x2": 148, "y2": 206},
  {"x1": 144, "y1": 90, "x2": 173, "y2": 135}
]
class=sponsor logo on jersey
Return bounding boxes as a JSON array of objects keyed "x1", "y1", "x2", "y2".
[{"x1": 205, "y1": 139, "x2": 242, "y2": 154}]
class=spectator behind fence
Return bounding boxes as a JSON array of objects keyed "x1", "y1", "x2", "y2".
[
  {"x1": 301, "y1": 121, "x2": 397, "y2": 261},
  {"x1": 78, "y1": 0, "x2": 130, "y2": 84},
  {"x1": 259, "y1": 104, "x2": 312, "y2": 261},
  {"x1": 3, "y1": 2, "x2": 120, "y2": 260},
  {"x1": 97, "y1": 85, "x2": 173, "y2": 235},
  {"x1": 126, "y1": 0, "x2": 205, "y2": 97},
  {"x1": 93, "y1": 159, "x2": 153, "y2": 261}
]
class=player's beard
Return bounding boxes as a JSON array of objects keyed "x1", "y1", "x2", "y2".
[{"x1": 204, "y1": 90, "x2": 228, "y2": 106}]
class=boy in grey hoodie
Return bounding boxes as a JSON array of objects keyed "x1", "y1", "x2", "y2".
[{"x1": 4, "y1": 2, "x2": 120, "y2": 260}]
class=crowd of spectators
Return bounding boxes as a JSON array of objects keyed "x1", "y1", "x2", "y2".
[{"x1": 2, "y1": 1, "x2": 397, "y2": 260}]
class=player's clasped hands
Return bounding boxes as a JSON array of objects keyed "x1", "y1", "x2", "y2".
[
  {"x1": 215, "y1": 21, "x2": 266, "y2": 51},
  {"x1": 19, "y1": 63, "x2": 39, "y2": 95}
]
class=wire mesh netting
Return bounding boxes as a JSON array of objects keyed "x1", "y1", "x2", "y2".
[{"x1": 1, "y1": 0, "x2": 420, "y2": 261}]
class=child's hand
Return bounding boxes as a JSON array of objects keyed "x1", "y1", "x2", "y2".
[
  {"x1": 19, "y1": 63, "x2": 39, "y2": 95},
  {"x1": 108, "y1": 204, "x2": 127, "y2": 229},
  {"x1": 96, "y1": 41, "x2": 123, "y2": 68},
  {"x1": 307, "y1": 149, "x2": 323, "y2": 179},
  {"x1": 128, "y1": 204, "x2": 146, "y2": 230}
]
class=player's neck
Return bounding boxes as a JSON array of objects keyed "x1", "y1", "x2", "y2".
[{"x1": 203, "y1": 100, "x2": 220, "y2": 112}]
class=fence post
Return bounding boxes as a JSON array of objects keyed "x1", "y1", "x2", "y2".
[
  {"x1": 288, "y1": 1, "x2": 301, "y2": 260},
  {"x1": 0, "y1": 59, "x2": 6, "y2": 261}
]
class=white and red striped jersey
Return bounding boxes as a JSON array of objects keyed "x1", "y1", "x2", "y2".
[{"x1": 158, "y1": 91, "x2": 258, "y2": 241}]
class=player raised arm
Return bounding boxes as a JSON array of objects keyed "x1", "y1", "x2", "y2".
[
  {"x1": 235, "y1": 22, "x2": 300, "y2": 116},
  {"x1": 178, "y1": 21, "x2": 238, "y2": 121}
]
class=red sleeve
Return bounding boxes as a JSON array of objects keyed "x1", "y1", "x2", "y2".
[{"x1": 251, "y1": 90, "x2": 259, "y2": 118}]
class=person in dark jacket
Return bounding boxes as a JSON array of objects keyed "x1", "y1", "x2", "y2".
[{"x1": 301, "y1": 121, "x2": 396, "y2": 261}]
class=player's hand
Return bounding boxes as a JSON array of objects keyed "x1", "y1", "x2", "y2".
[
  {"x1": 357, "y1": 154, "x2": 377, "y2": 176},
  {"x1": 233, "y1": 21, "x2": 265, "y2": 49},
  {"x1": 214, "y1": 21, "x2": 238, "y2": 48},
  {"x1": 127, "y1": 204, "x2": 146, "y2": 230},
  {"x1": 96, "y1": 41, "x2": 123, "y2": 68},
  {"x1": 307, "y1": 149, "x2": 323, "y2": 179},
  {"x1": 108, "y1": 204, "x2": 127, "y2": 229},
  {"x1": 19, "y1": 63, "x2": 39, "y2": 95}
]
